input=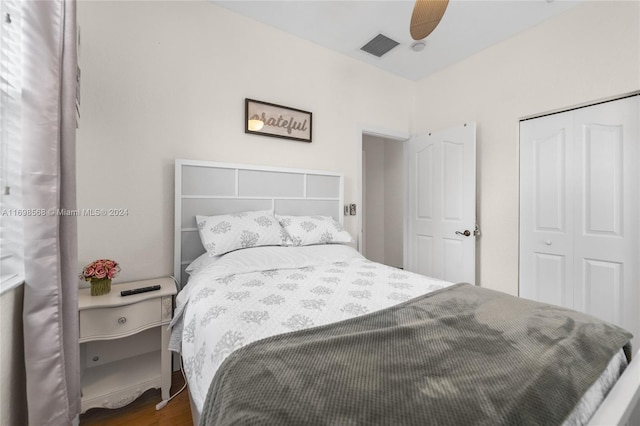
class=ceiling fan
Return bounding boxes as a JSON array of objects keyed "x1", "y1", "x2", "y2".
[{"x1": 410, "y1": 0, "x2": 450, "y2": 40}]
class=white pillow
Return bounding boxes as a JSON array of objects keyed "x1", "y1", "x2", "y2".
[
  {"x1": 196, "y1": 210, "x2": 286, "y2": 256},
  {"x1": 276, "y1": 214, "x2": 353, "y2": 247},
  {"x1": 185, "y1": 252, "x2": 219, "y2": 275}
]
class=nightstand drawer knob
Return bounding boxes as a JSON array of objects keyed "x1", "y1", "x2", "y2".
[
  {"x1": 118, "y1": 317, "x2": 127, "y2": 325},
  {"x1": 93, "y1": 356, "x2": 99, "y2": 362}
]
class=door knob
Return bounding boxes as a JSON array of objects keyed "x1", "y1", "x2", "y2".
[{"x1": 456, "y1": 230, "x2": 471, "y2": 237}]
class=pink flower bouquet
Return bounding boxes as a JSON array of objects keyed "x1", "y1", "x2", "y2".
[
  {"x1": 81, "y1": 259, "x2": 120, "y2": 295},
  {"x1": 81, "y1": 259, "x2": 120, "y2": 281}
]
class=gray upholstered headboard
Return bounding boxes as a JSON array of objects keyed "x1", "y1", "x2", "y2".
[{"x1": 174, "y1": 159, "x2": 344, "y2": 287}]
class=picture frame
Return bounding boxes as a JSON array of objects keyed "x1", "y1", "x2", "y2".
[{"x1": 245, "y1": 98, "x2": 312, "y2": 143}]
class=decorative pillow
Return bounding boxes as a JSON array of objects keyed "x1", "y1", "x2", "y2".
[
  {"x1": 276, "y1": 215, "x2": 353, "y2": 247},
  {"x1": 196, "y1": 210, "x2": 286, "y2": 256}
]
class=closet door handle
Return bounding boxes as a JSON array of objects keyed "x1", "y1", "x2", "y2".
[{"x1": 455, "y1": 230, "x2": 471, "y2": 237}]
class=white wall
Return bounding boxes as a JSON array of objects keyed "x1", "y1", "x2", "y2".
[
  {"x1": 362, "y1": 136, "x2": 385, "y2": 263},
  {"x1": 362, "y1": 135, "x2": 404, "y2": 268},
  {"x1": 414, "y1": 1, "x2": 640, "y2": 295},
  {"x1": 76, "y1": 1, "x2": 414, "y2": 282},
  {"x1": 383, "y1": 140, "x2": 404, "y2": 269}
]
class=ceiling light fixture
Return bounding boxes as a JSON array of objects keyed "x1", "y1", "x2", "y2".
[{"x1": 411, "y1": 41, "x2": 426, "y2": 52}]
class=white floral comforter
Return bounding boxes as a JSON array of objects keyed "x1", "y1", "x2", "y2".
[{"x1": 169, "y1": 245, "x2": 454, "y2": 412}]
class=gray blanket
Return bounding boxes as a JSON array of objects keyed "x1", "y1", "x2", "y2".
[{"x1": 200, "y1": 283, "x2": 632, "y2": 426}]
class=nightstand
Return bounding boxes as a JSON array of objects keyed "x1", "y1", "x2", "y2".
[{"x1": 78, "y1": 277, "x2": 177, "y2": 413}]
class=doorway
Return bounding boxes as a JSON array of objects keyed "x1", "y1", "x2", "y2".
[
  {"x1": 361, "y1": 134, "x2": 405, "y2": 269},
  {"x1": 360, "y1": 123, "x2": 476, "y2": 279}
]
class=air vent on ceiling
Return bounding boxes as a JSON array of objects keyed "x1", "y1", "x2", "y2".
[{"x1": 360, "y1": 33, "x2": 399, "y2": 58}]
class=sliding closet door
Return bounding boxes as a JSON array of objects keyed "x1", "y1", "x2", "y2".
[
  {"x1": 571, "y1": 98, "x2": 639, "y2": 333},
  {"x1": 520, "y1": 96, "x2": 639, "y2": 348},
  {"x1": 519, "y1": 113, "x2": 575, "y2": 307}
]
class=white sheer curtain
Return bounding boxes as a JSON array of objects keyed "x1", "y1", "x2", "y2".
[
  {"x1": 0, "y1": 0, "x2": 24, "y2": 292},
  {"x1": 21, "y1": 0, "x2": 80, "y2": 424}
]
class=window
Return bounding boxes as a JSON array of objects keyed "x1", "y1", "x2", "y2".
[{"x1": 0, "y1": 0, "x2": 24, "y2": 294}]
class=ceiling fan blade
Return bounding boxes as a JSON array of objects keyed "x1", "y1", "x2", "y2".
[{"x1": 410, "y1": 0, "x2": 449, "y2": 41}]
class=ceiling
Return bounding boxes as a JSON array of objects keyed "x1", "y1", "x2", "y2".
[{"x1": 214, "y1": 0, "x2": 581, "y2": 81}]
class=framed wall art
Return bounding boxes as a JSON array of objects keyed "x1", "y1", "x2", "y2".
[{"x1": 245, "y1": 98, "x2": 312, "y2": 143}]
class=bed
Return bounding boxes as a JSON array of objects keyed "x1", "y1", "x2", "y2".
[{"x1": 171, "y1": 159, "x2": 639, "y2": 426}]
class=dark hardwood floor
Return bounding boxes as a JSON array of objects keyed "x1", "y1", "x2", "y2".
[{"x1": 80, "y1": 371, "x2": 193, "y2": 426}]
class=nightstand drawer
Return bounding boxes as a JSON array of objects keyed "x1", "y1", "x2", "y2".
[{"x1": 80, "y1": 298, "x2": 160, "y2": 340}]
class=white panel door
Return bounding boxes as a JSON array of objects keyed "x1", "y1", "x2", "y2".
[
  {"x1": 572, "y1": 98, "x2": 639, "y2": 339},
  {"x1": 406, "y1": 123, "x2": 476, "y2": 284},
  {"x1": 520, "y1": 113, "x2": 574, "y2": 306},
  {"x1": 520, "y1": 96, "x2": 639, "y2": 349}
]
